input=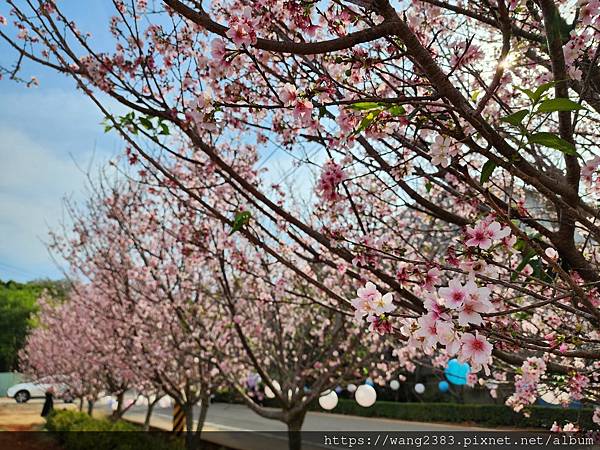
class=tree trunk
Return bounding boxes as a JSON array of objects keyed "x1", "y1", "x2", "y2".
[
  {"x1": 194, "y1": 393, "x2": 210, "y2": 441},
  {"x1": 113, "y1": 391, "x2": 124, "y2": 418},
  {"x1": 78, "y1": 397, "x2": 84, "y2": 412},
  {"x1": 86, "y1": 399, "x2": 94, "y2": 416},
  {"x1": 183, "y1": 403, "x2": 196, "y2": 450},
  {"x1": 143, "y1": 396, "x2": 159, "y2": 431},
  {"x1": 286, "y1": 410, "x2": 306, "y2": 450}
]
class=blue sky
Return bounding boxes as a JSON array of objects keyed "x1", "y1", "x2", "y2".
[
  {"x1": 0, "y1": 2, "x2": 120, "y2": 282},
  {"x1": 0, "y1": 2, "x2": 317, "y2": 283}
]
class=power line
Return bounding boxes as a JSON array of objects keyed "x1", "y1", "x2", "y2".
[{"x1": 0, "y1": 261, "x2": 43, "y2": 279}]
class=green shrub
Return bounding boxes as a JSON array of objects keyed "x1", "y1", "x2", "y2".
[
  {"x1": 45, "y1": 409, "x2": 185, "y2": 450},
  {"x1": 261, "y1": 397, "x2": 596, "y2": 430},
  {"x1": 310, "y1": 399, "x2": 596, "y2": 430}
]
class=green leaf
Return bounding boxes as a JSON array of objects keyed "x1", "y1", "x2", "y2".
[
  {"x1": 354, "y1": 110, "x2": 380, "y2": 134},
  {"x1": 513, "y1": 237, "x2": 526, "y2": 252},
  {"x1": 515, "y1": 86, "x2": 537, "y2": 102},
  {"x1": 348, "y1": 102, "x2": 384, "y2": 111},
  {"x1": 480, "y1": 160, "x2": 497, "y2": 184},
  {"x1": 537, "y1": 98, "x2": 584, "y2": 113},
  {"x1": 139, "y1": 117, "x2": 153, "y2": 130},
  {"x1": 159, "y1": 123, "x2": 170, "y2": 135},
  {"x1": 528, "y1": 132, "x2": 577, "y2": 155},
  {"x1": 511, "y1": 249, "x2": 536, "y2": 281},
  {"x1": 500, "y1": 109, "x2": 528, "y2": 127},
  {"x1": 121, "y1": 112, "x2": 135, "y2": 124},
  {"x1": 532, "y1": 81, "x2": 557, "y2": 102},
  {"x1": 516, "y1": 81, "x2": 557, "y2": 104},
  {"x1": 388, "y1": 104, "x2": 406, "y2": 116},
  {"x1": 229, "y1": 211, "x2": 252, "y2": 235}
]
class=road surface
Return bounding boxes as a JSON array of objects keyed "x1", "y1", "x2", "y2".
[{"x1": 125, "y1": 402, "x2": 494, "y2": 450}]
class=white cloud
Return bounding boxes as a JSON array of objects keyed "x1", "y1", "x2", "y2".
[
  {"x1": 0, "y1": 87, "x2": 119, "y2": 281},
  {"x1": 0, "y1": 127, "x2": 93, "y2": 275}
]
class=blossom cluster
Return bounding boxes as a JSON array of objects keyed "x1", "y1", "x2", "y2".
[
  {"x1": 506, "y1": 357, "x2": 546, "y2": 413},
  {"x1": 316, "y1": 160, "x2": 347, "y2": 203},
  {"x1": 280, "y1": 83, "x2": 314, "y2": 125},
  {"x1": 225, "y1": 8, "x2": 258, "y2": 47},
  {"x1": 429, "y1": 134, "x2": 461, "y2": 167},
  {"x1": 412, "y1": 285, "x2": 494, "y2": 374},
  {"x1": 465, "y1": 219, "x2": 511, "y2": 250},
  {"x1": 351, "y1": 282, "x2": 395, "y2": 335}
]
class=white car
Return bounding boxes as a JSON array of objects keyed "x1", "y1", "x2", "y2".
[{"x1": 6, "y1": 377, "x2": 73, "y2": 403}]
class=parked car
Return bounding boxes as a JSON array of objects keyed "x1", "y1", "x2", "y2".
[{"x1": 6, "y1": 376, "x2": 73, "y2": 403}]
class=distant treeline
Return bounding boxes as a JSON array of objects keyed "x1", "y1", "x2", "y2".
[{"x1": 0, "y1": 279, "x2": 68, "y2": 372}]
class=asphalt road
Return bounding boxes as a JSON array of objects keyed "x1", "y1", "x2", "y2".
[{"x1": 125, "y1": 401, "x2": 493, "y2": 450}]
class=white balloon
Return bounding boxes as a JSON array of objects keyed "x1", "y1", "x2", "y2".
[
  {"x1": 355, "y1": 384, "x2": 377, "y2": 407},
  {"x1": 347, "y1": 383, "x2": 357, "y2": 393},
  {"x1": 390, "y1": 380, "x2": 400, "y2": 391},
  {"x1": 414, "y1": 383, "x2": 425, "y2": 394},
  {"x1": 318, "y1": 391, "x2": 338, "y2": 410},
  {"x1": 539, "y1": 384, "x2": 569, "y2": 405},
  {"x1": 264, "y1": 380, "x2": 281, "y2": 399}
]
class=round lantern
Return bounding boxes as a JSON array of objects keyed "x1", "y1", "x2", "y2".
[
  {"x1": 540, "y1": 385, "x2": 569, "y2": 405},
  {"x1": 445, "y1": 359, "x2": 470, "y2": 385},
  {"x1": 347, "y1": 383, "x2": 357, "y2": 393},
  {"x1": 438, "y1": 381, "x2": 450, "y2": 393},
  {"x1": 355, "y1": 384, "x2": 377, "y2": 407},
  {"x1": 414, "y1": 383, "x2": 425, "y2": 394},
  {"x1": 159, "y1": 397, "x2": 172, "y2": 408},
  {"x1": 318, "y1": 390, "x2": 338, "y2": 410},
  {"x1": 390, "y1": 380, "x2": 400, "y2": 391}
]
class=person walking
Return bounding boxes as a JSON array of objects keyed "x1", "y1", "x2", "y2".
[{"x1": 41, "y1": 388, "x2": 54, "y2": 417}]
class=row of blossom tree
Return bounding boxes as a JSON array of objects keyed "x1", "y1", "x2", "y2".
[
  {"x1": 3, "y1": 0, "x2": 600, "y2": 439},
  {"x1": 22, "y1": 173, "x2": 388, "y2": 450}
]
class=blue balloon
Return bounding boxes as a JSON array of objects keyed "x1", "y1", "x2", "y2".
[
  {"x1": 365, "y1": 378, "x2": 375, "y2": 387},
  {"x1": 438, "y1": 381, "x2": 449, "y2": 392},
  {"x1": 444, "y1": 359, "x2": 470, "y2": 385}
]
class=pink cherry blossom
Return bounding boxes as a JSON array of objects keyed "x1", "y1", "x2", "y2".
[
  {"x1": 351, "y1": 281, "x2": 395, "y2": 326},
  {"x1": 457, "y1": 282, "x2": 493, "y2": 326},
  {"x1": 316, "y1": 160, "x2": 346, "y2": 202},
  {"x1": 430, "y1": 134, "x2": 460, "y2": 167},
  {"x1": 280, "y1": 83, "x2": 298, "y2": 107},
  {"x1": 593, "y1": 407, "x2": 600, "y2": 426},
  {"x1": 422, "y1": 267, "x2": 441, "y2": 292},
  {"x1": 436, "y1": 320, "x2": 460, "y2": 355},
  {"x1": 367, "y1": 315, "x2": 392, "y2": 335},
  {"x1": 374, "y1": 292, "x2": 395, "y2": 315},
  {"x1": 465, "y1": 220, "x2": 511, "y2": 250},
  {"x1": 292, "y1": 98, "x2": 313, "y2": 124},
  {"x1": 438, "y1": 278, "x2": 472, "y2": 309},
  {"x1": 459, "y1": 332, "x2": 492, "y2": 371},
  {"x1": 415, "y1": 313, "x2": 439, "y2": 349}
]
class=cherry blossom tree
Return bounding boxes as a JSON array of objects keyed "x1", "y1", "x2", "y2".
[
  {"x1": 4, "y1": 0, "x2": 600, "y2": 430},
  {"x1": 48, "y1": 176, "x2": 231, "y2": 448},
  {"x1": 191, "y1": 230, "x2": 391, "y2": 450}
]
